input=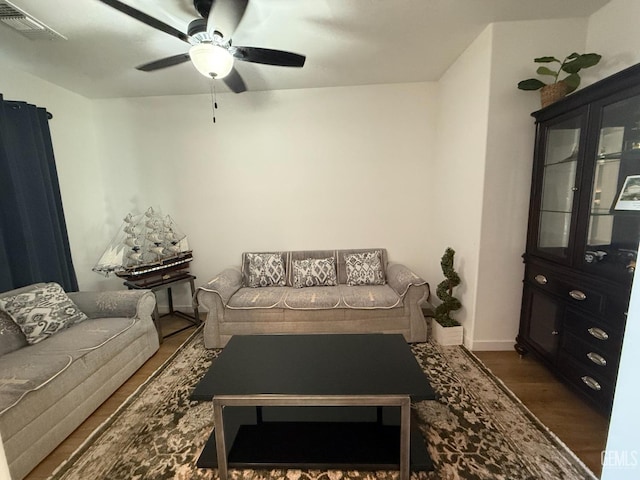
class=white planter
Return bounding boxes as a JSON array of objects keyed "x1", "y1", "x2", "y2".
[{"x1": 431, "y1": 318, "x2": 463, "y2": 346}]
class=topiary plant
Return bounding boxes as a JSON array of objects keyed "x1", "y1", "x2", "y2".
[
  {"x1": 435, "y1": 247, "x2": 462, "y2": 327},
  {"x1": 517, "y1": 52, "x2": 602, "y2": 94}
]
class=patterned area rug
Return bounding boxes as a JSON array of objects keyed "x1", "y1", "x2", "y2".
[{"x1": 49, "y1": 329, "x2": 596, "y2": 480}]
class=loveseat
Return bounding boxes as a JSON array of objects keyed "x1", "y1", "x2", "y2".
[
  {"x1": 197, "y1": 249, "x2": 430, "y2": 348},
  {"x1": 0, "y1": 282, "x2": 159, "y2": 480}
]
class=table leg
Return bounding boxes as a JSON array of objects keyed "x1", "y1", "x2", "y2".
[
  {"x1": 189, "y1": 277, "x2": 200, "y2": 322},
  {"x1": 153, "y1": 302, "x2": 163, "y2": 344},
  {"x1": 400, "y1": 398, "x2": 411, "y2": 480},
  {"x1": 123, "y1": 274, "x2": 199, "y2": 340},
  {"x1": 213, "y1": 399, "x2": 228, "y2": 480},
  {"x1": 167, "y1": 287, "x2": 174, "y2": 315}
]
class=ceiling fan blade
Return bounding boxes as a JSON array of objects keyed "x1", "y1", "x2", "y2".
[
  {"x1": 97, "y1": 0, "x2": 190, "y2": 44},
  {"x1": 232, "y1": 47, "x2": 306, "y2": 67},
  {"x1": 207, "y1": 0, "x2": 249, "y2": 40},
  {"x1": 136, "y1": 53, "x2": 191, "y2": 72},
  {"x1": 223, "y1": 67, "x2": 247, "y2": 93},
  {"x1": 206, "y1": 0, "x2": 249, "y2": 40}
]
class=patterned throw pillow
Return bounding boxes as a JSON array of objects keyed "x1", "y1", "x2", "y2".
[
  {"x1": 0, "y1": 308, "x2": 28, "y2": 355},
  {"x1": 345, "y1": 251, "x2": 386, "y2": 286},
  {"x1": 247, "y1": 253, "x2": 287, "y2": 287},
  {"x1": 292, "y1": 257, "x2": 338, "y2": 288},
  {"x1": 0, "y1": 283, "x2": 89, "y2": 345}
]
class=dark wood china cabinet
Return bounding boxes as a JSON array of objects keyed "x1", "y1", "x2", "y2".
[{"x1": 516, "y1": 63, "x2": 640, "y2": 414}]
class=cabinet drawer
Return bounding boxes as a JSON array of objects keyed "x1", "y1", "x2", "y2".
[
  {"x1": 557, "y1": 351, "x2": 614, "y2": 412},
  {"x1": 525, "y1": 267, "x2": 564, "y2": 294},
  {"x1": 525, "y1": 267, "x2": 604, "y2": 314},
  {"x1": 560, "y1": 332, "x2": 620, "y2": 381},
  {"x1": 564, "y1": 308, "x2": 623, "y2": 355}
]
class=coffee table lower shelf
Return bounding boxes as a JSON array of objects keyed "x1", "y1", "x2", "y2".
[{"x1": 197, "y1": 420, "x2": 433, "y2": 472}]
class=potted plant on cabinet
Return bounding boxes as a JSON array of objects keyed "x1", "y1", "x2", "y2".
[
  {"x1": 517, "y1": 52, "x2": 601, "y2": 108},
  {"x1": 432, "y1": 247, "x2": 463, "y2": 345}
]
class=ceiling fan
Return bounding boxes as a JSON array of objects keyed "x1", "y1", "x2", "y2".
[{"x1": 97, "y1": 0, "x2": 306, "y2": 93}]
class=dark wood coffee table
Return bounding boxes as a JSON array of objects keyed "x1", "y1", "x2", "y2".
[{"x1": 191, "y1": 334, "x2": 436, "y2": 480}]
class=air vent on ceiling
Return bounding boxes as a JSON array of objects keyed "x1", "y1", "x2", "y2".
[{"x1": 0, "y1": 0, "x2": 66, "y2": 40}]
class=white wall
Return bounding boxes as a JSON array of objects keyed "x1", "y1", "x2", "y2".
[
  {"x1": 586, "y1": 0, "x2": 640, "y2": 83},
  {"x1": 433, "y1": 26, "x2": 493, "y2": 348},
  {"x1": 472, "y1": 18, "x2": 589, "y2": 350},
  {"x1": 0, "y1": 66, "x2": 105, "y2": 291},
  {"x1": 91, "y1": 83, "x2": 438, "y2": 307},
  {"x1": 433, "y1": 18, "x2": 589, "y2": 351}
]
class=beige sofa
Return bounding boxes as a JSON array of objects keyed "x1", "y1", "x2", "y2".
[
  {"x1": 197, "y1": 249, "x2": 430, "y2": 348},
  {"x1": 0, "y1": 283, "x2": 159, "y2": 480}
]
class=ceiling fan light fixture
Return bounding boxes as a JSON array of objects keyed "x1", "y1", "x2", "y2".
[{"x1": 189, "y1": 43, "x2": 233, "y2": 79}]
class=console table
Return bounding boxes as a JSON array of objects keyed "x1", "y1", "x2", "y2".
[{"x1": 124, "y1": 273, "x2": 200, "y2": 342}]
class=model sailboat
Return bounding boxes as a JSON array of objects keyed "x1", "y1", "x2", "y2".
[{"x1": 93, "y1": 207, "x2": 193, "y2": 281}]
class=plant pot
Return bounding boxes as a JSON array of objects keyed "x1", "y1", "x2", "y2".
[
  {"x1": 431, "y1": 318, "x2": 464, "y2": 346},
  {"x1": 540, "y1": 82, "x2": 570, "y2": 108}
]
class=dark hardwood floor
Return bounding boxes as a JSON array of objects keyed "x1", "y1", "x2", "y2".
[
  {"x1": 475, "y1": 350, "x2": 609, "y2": 477},
  {"x1": 23, "y1": 324, "x2": 608, "y2": 479}
]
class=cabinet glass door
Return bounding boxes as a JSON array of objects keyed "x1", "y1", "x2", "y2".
[
  {"x1": 583, "y1": 94, "x2": 640, "y2": 283},
  {"x1": 536, "y1": 116, "x2": 582, "y2": 259}
]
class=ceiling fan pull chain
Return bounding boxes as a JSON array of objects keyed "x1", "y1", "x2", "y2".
[{"x1": 209, "y1": 79, "x2": 218, "y2": 123}]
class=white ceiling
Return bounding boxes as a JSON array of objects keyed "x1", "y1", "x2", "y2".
[{"x1": 0, "y1": 0, "x2": 610, "y2": 99}]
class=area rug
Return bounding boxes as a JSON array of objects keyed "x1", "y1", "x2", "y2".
[{"x1": 49, "y1": 329, "x2": 596, "y2": 480}]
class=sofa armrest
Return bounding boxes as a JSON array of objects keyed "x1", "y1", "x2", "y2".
[
  {"x1": 386, "y1": 263, "x2": 428, "y2": 297},
  {"x1": 197, "y1": 268, "x2": 242, "y2": 348},
  {"x1": 197, "y1": 268, "x2": 243, "y2": 306},
  {"x1": 67, "y1": 290, "x2": 156, "y2": 320},
  {"x1": 386, "y1": 263, "x2": 429, "y2": 342}
]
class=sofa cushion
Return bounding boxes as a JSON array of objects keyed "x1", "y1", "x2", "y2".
[
  {"x1": 0, "y1": 351, "x2": 72, "y2": 416},
  {"x1": 31, "y1": 316, "x2": 137, "y2": 355},
  {"x1": 344, "y1": 250, "x2": 386, "y2": 286},
  {"x1": 245, "y1": 252, "x2": 287, "y2": 287},
  {"x1": 292, "y1": 257, "x2": 338, "y2": 288},
  {"x1": 0, "y1": 283, "x2": 89, "y2": 345},
  {"x1": 0, "y1": 316, "x2": 138, "y2": 416},
  {"x1": 284, "y1": 286, "x2": 342, "y2": 309},
  {"x1": 227, "y1": 287, "x2": 286, "y2": 309},
  {"x1": 0, "y1": 348, "x2": 73, "y2": 414},
  {"x1": 340, "y1": 285, "x2": 401, "y2": 309},
  {"x1": 0, "y1": 310, "x2": 28, "y2": 356}
]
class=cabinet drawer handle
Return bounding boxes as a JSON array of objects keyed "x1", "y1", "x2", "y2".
[
  {"x1": 569, "y1": 289, "x2": 586, "y2": 301},
  {"x1": 534, "y1": 274, "x2": 548, "y2": 285},
  {"x1": 581, "y1": 376, "x2": 602, "y2": 391},
  {"x1": 587, "y1": 327, "x2": 609, "y2": 341},
  {"x1": 586, "y1": 352, "x2": 607, "y2": 366}
]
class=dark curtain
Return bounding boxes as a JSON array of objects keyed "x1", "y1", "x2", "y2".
[{"x1": 0, "y1": 94, "x2": 78, "y2": 292}]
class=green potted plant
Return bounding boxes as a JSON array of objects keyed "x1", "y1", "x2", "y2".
[
  {"x1": 432, "y1": 247, "x2": 463, "y2": 345},
  {"x1": 518, "y1": 52, "x2": 602, "y2": 108}
]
